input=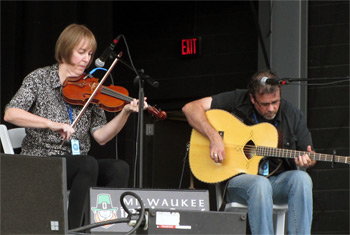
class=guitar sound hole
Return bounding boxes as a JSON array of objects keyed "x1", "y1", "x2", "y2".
[{"x1": 243, "y1": 140, "x2": 256, "y2": 160}]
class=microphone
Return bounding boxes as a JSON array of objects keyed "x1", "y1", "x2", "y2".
[
  {"x1": 260, "y1": 76, "x2": 287, "y2": 85},
  {"x1": 95, "y1": 35, "x2": 121, "y2": 68}
]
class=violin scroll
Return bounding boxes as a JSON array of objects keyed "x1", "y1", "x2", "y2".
[{"x1": 148, "y1": 106, "x2": 167, "y2": 120}]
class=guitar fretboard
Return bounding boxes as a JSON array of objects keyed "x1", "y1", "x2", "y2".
[{"x1": 257, "y1": 146, "x2": 349, "y2": 164}]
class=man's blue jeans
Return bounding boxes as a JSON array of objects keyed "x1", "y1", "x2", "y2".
[{"x1": 226, "y1": 170, "x2": 313, "y2": 234}]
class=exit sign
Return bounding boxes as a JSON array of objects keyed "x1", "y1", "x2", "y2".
[{"x1": 181, "y1": 37, "x2": 201, "y2": 57}]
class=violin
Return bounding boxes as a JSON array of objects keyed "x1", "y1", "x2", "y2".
[{"x1": 62, "y1": 74, "x2": 167, "y2": 120}]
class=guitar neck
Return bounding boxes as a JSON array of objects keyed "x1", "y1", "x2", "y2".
[{"x1": 257, "y1": 146, "x2": 350, "y2": 164}]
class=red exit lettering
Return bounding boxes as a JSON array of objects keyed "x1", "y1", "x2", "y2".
[{"x1": 181, "y1": 38, "x2": 198, "y2": 55}]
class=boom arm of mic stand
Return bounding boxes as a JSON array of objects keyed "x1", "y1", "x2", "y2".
[
  {"x1": 112, "y1": 52, "x2": 137, "y2": 75},
  {"x1": 112, "y1": 52, "x2": 159, "y2": 87},
  {"x1": 285, "y1": 78, "x2": 309, "y2": 82}
]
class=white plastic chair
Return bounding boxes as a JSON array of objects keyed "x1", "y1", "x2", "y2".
[
  {"x1": 0, "y1": 124, "x2": 26, "y2": 154},
  {"x1": 215, "y1": 183, "x2": 288, "y2": 235}
]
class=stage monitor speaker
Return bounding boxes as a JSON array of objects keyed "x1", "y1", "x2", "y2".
[
  {"x1": 0, "y1": 153, "x2": 68, "y2": 234},
  {"x1": 137, "y1": 209, "x2": 246, "y2": 234}
]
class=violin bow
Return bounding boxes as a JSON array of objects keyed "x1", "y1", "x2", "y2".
[{"x1": 71, "y1": 52, "x2": 123, "y2": 128}]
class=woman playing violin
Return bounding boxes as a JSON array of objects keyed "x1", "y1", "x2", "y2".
[{"x1": 4, "y1": 23, "x2": 147, "y2": 229}]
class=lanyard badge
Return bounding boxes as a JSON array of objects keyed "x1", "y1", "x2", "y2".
[
  {"x1": 71, "y1": 139, "x2": 81, "y2": 155},
  {"x1": 259, "y1": 160, "x2": 269, "y2": 176},
  {"x1": 65, "y1": 102, "x2": 80, "y2": 155}
]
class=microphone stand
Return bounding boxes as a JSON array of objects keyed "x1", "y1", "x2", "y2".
[
  {"x1": 110, "y1": 52, "x2": 158, "y2": 188},
  {"x1": 136, "y1": 74, "x2": 145, "y2": 188}
]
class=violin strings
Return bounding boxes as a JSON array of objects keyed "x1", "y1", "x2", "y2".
[
  {"x1": 101, "y1": 86, "x2": 152, "y2": 111},
  {"x1": 101, "y1": 87, "x2": 133, "y2": 102}
]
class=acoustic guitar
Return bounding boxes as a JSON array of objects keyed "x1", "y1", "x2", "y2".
[{"x1": 189, "y1": 109, "x2": 349, "y2": 184}]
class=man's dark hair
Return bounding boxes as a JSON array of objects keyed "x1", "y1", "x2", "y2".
[{"x1": 248, "y1": 70, "x2": 281, "y2": 97}]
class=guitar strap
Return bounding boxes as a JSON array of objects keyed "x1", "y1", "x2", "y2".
[{"x1": 265, "y1": 158, "x2": 283, "y2": 177}]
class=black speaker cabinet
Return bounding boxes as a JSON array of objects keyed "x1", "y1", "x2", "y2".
[{"x1": 0, "y1": 153, "x2": 68, "y2": 234}]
